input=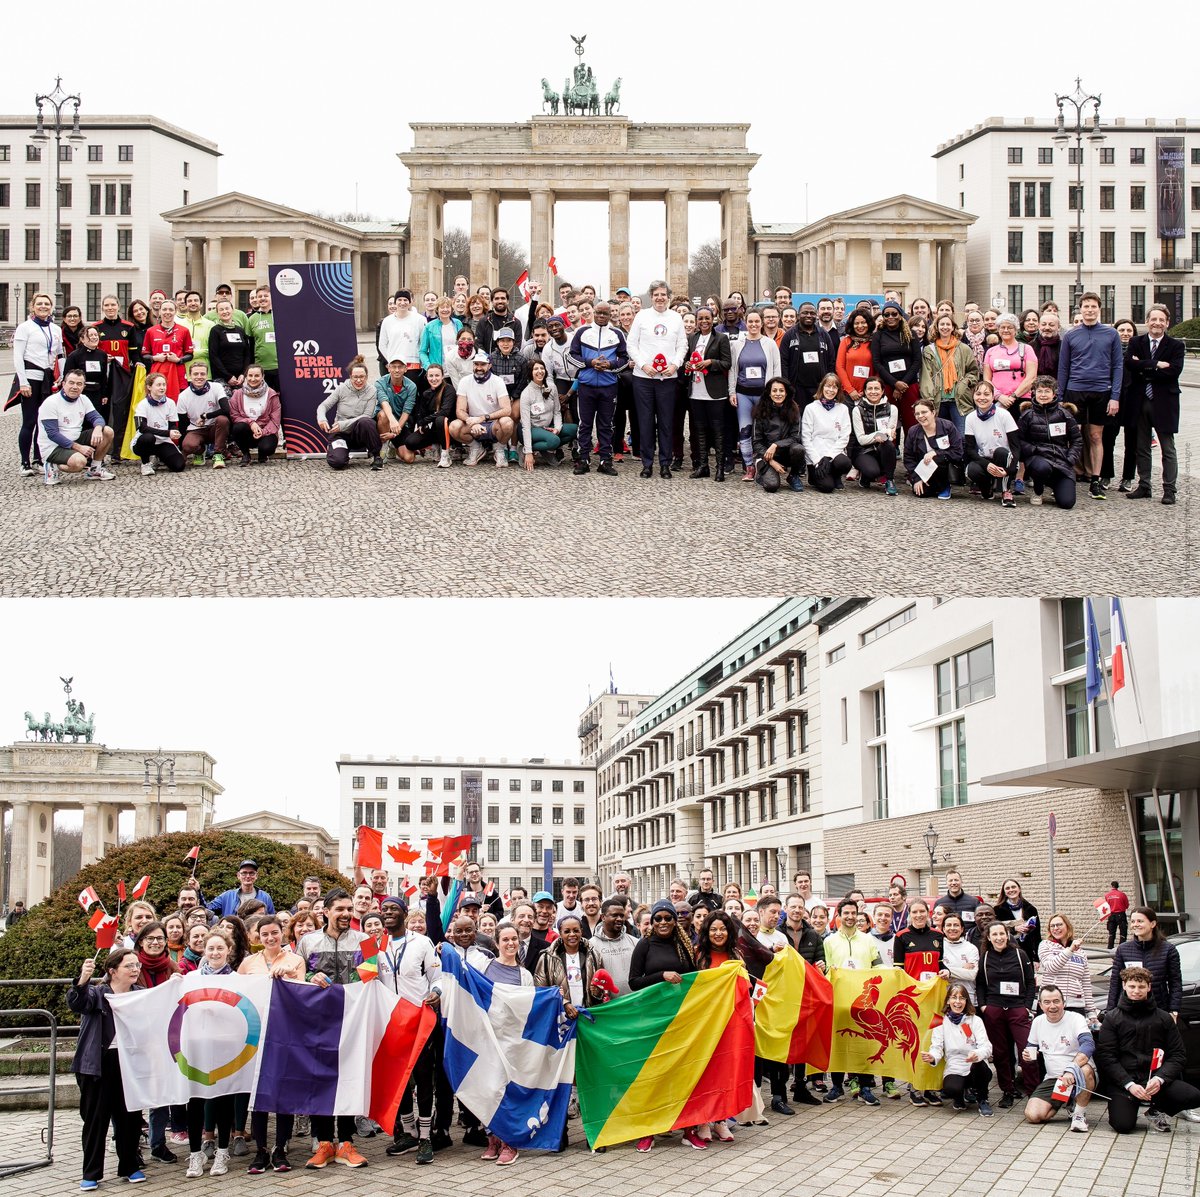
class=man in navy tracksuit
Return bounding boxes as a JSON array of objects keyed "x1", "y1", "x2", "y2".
[
  {"x1": 567, "y1": 301, "x2": 628, "y2": 476},
  {"x1": 1057, "y1": 291, "x2": 1122, "y2": 500}
]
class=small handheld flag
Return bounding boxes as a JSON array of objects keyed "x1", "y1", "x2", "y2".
[
  {"x1": 356, "y1": 936, "x2": 381, "y2": 982},
  {"x1": 184, "y1": 845, "x2": 200, "y2": 867},
  {"x1": 547, "y1": 255, "x2": 558, "y2": 276},
  {"x1": 750, "y1": 978, "x2": 769, "y2": 1006},
  {"x1": 515, "y1": 270, "x2": 532, "y2": 303},
  {"x1": 1150, "y1": 1048, "x2": 1165, "y2": 1073},
  {"x1": 117, "y1": 880, "x2": 127, "y2": 904},
  {"x1": 87, "y1": 908, "x2": 110, "y2": 931},
  {"x1": 1050, "y1": 1074, "x2": 1075, "y2": 1104},
  {"x1": 94, "y1": 915, "x2": 119, "y2": 953},
  {"x1": 356, "y1": 825, "x2": 384, "y2": 871},
  {"x1": 1094, "y1": 898, "x2": 1112, "y2": 920},
  {"x1": 130, "y1": 876, "x2": 150, "y2": 901},
  {"x1": 77, "y1": 886, "x2": 101, "y2": 912}
]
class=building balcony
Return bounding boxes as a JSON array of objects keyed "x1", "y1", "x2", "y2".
[
  {"x1": 1153, "y1": 258, "x2": 1193, "y2": 273},
  {"x1": 577, "y1": 714, "x2": 599, "y2": 739}
]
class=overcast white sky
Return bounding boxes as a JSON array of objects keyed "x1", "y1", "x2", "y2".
[
  {"x1": 1, "y1": 598, "x2": 773, "y2": 833},
  {"x1": 5, "y1": 5, "x2": 1197, "y2": 290}
]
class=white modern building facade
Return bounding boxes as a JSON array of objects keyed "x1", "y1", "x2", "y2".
[
  {"x1": 335, "y1": 755, "x2": 595, "y2": 898},
  {"x1": 935, "y1": 115, "x2": 1200, "y2": 323},
  {"x1": 594, "y1": 599, "x2": 825, "y2": 899},
  {"x1": 577, "y1": 690, "x2": 654, "y2": 766},
  {"x1": 0, "y1": 114, "x2": 219, "y2": 324}
]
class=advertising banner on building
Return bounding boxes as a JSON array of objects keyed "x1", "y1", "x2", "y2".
[
  {"x1": 461, "y1": 770, "x2": 483, "y2": 848},
  {"x1": 269, "y1": 263, "x2": 358, "y2": 457},
  {"x1": 1156, "y1": 136, "x2": 1185, "y2": 240}
]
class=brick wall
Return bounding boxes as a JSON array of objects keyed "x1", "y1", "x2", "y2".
[{"x1": 822, "y1": 786, "x2": 1137, "y2": 943}]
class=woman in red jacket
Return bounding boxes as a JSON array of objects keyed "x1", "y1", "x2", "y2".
[
  {"x1": 141, "y1": 298, "x2": 194, "y2": 398},
  {"x1": 836, "y1": 309, "x2": 875, "y2": 401}
]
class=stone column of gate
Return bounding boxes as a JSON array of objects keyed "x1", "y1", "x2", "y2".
[
  {"x1": 609, "y1": 190, "x2": 630, "y2": 296},
  {"x1": 918, "y1": 240, "x2": 933, "y2": 304},
  {"x1": 7, "y1": 799, "x2": 30, "y2": 908},
  {"x1": 755, "y1": 245, "x2": 771, "y2": 301},
  {"x1": 172, "y1": 239, "x2": 188, "y2": 293},
  {"x1": 350, "y1": 251, "x2": 364, "y2": 327},
  {"x1": 205, "y1": 237, "x2": 223, "y2": 300},
  {"x1": 133, "y1": 801, "x2": 154, "y2": 841},
  {"x1": 256, "y1": 237, "x2": 271, "y2": 281},
  {"x1": 833, "y1": 239, "x2": 849, "y2": 295},
  {"x1": 470, "y1": 190, "x2": 494, "y2": 288},
  {"x1": 727, "y1": 189, "x2": 749, "y2": 295},
  {"x1": 870, "y1": 238, "x2": 885, "y2": 294},
  {"x1": 81, "y1": 800, "x2": 103, "y2": 867},
  {"x1": 666, "y1": 189, "x2": 689, "y2": 296},
  {"x1": 530, "y1": 189, "x2": 554, "y2": 298},
  {"x1": 387, "y1": 251, "x2": 401, "y2": 297}
]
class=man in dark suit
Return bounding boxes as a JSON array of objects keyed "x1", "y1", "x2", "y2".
[
  {"x1": 685, "y1": 307, "x2": 732, "y2": 479},
  {"x1": 1126, "y1": 304, "x2": 1185, "y2": 505}
]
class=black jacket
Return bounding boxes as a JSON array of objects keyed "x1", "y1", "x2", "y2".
[
  {"x1": 475, "y1": 313, "x2": 523, "y2": 355},
  {"x1": 893, "y1": 926, "x2": 943, "y2": 974},
  {"x1": 1095, "y1": 994, "x2": 1187, "y2": 1089},
  {"x1": 412, "y1": 380, "x2": 457, "y2": 428},
  {"x1": 979, "y1": 945, "x2": 1035, "y2": 1008},
  {"x1": 780, "y1": 327, "x2": 833, "y2": 398},
  {"x1": 782, "y1": 922, "x2": 824, "y2": 968},
  {"x1": 1126, "y1": 333, "x2": 1184, "y2": 435},
  {"x1": 63, "y1": 346, "x2": 111, "y2": 402},
  {"x1": 629, "y1": 934, "x2": 697, "y2": 990},
  {"x1": 67, "y1": 980, "x2": 143, "y2": 1077},
  {"x1": 208, "y1": 323, "x2": 254, "y2": 385},
  {"x1": 1108, "y1": 937, "x2": 1183, "y2": 1013},
  {"x1": 872, "y1": 326, "x2": 921, "y2": 390},
  {"x1": 752, "y1": 403, "x2": 801, "y2": 462},
  {"x1": 1018, "y1": 398, "x2": 1083, "y2": 473},
  {"x1": 686, "y1": 329, "x2": 732, "y2": 399},
  {"x1": 995, "y1": 898, "x2": 1041, "y2": 958},
  {"x1": 903, "y1": 417, "x2": 963, "y2": 475}
]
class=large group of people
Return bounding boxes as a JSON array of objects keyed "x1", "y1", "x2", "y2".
[
  {"x1": 66, "y1": 857, "x2": 1197, "y2": 1188},
  {"x1": 11, "y1": 279, "x2": 1183, "y2": 505}
]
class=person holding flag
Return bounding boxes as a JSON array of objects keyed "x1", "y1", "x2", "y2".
[
  {"x1": 1096, "y1": 966, "x2": 1200, "y2": 1133},
  {"x1": 922, "y1": 983, "x2": 994, "y2": 1117},
  {"x1": 1023, "y1": 983, "x2": 1096, "y2": 1133}
]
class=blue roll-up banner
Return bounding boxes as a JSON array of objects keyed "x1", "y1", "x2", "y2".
[{"x1": 269, "y1": 263, "x2": 359, "y2": 457}]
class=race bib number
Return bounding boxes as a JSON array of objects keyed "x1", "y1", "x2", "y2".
[
  {"x1": 888, "y1": 358, "x2": 906, "y2": 373},
  {"x1": 228, "y1": 333, "x2": 242, "y2": 343},
  {"x1": 501, "y1": 374, "x2": 515, "y2": 385},
  {"x1": 936, "y1": 435, "x2": 949, "y2": 449},
  {"x1": 85, "y1": 360, "x2": 101, "y2": 373},
  {"x1": 876, "y1": 419, "x2": 890, "y2": 434},
  {"x1": 530, "y1": 400, "x2": 547, "y2": 418},
  {"x1": 845, "y1": 959, "x2": 857, "y2": 969},
  {"x1": 994, "y1": 358, "x2": 1010, "y2": 371},
  {"x1": 962, "y1": 911, "x2": 975, "y2": 922},
  {"x1": 803, "y1": 351, "x2": 819, "y2": 364},
  {"x1": 264, "y1": 331, "x2": 276, "y2": 343},
  {"x1": 330, "y1": 438, "x2": 347, "y2": 450},
  {"x1": 745, "y1": 366, "x2": 763, "y2": 380},
  {"x1": 853, "y1": 365, "x2": 870, "y2": 378},
  {"x1": 1000, "y1": 981, "x2": 1019, "y2": 996},
  {"x1": 1049, "y1": 422, "x2": 1066, "y2": 437},
  {"x1": 919, "y1": 971, "x2": 937, "y2": 982}
]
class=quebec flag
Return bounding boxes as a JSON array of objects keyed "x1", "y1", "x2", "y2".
[{"x1": 437, "y1": 947, "x2": 576, "y2": 1150}]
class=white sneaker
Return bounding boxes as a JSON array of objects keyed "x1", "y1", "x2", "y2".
[
  {"x1": 141, "y1": 461, "x2": 156, "y2": 476},
  {"x1": 185, "y1": 1151, "x2": 206, "y2": 1178},
  {"x1": 44, "y1": 462, "x2": 60, "y2": 486},
  {"x1": 1070, "y1": 1108, "x2": 1089, "y2": 1133},
  {"x1": 493, "y1": 444, "x2": 507, "y2": 467},
  {"x1": 437, "y1": 449, "x2": 451, "y2": 468},
  {"x1": 19, "y1": 464, "x2": 37, "y2": 477},
  {"x1": 1028, "y1": 491, "x2": 1043, "y2": 506},
  {"x1": 464, "y1": 441, "x2": 485, "y2": 466},
  {"x1": 84, "y1": 464, "x2": 116, "y2": 480},
  {"x1": 1180, "y1": 1108, "x2": 1200, "y2": 1123},
  {"x1": 209, "y1": 1147, "x2": 230, "y2": 1176}
]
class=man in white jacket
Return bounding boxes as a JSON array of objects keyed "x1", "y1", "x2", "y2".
[
  {"x1": 378, "y1": 291, "x2": 426, "y2": 377},
  {"x1": 625, "y1": 280, "x2": 687, "y2": 479}
]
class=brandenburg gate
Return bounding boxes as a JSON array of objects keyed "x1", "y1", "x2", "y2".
[{"x1": 400, "y1": 117, "x2": 759, "y2": 300}]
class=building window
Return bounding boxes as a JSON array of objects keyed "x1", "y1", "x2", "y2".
[
  {"x1": 353, "y1": 801, "x2": 362, "y2": 827},
  {"x1": 1133, "y1": 792, "x2": 1184, "y2": 921},
  {"x1": 0, "y1": 145, "x2": 8, "y2": 161},
  {"x1": 509, "y1": 778, "x2": 521, "y2": 791},
  {"x1": 84, "y1": 283, "x2": 98, "y2": 323},
  {"x1": 25, "y1": 182, "x2": 40, "y2": 208},
  {"x1": 1131, "y1": 231, "x2": 1146, "y2": 265},
  {"x1": 618, "y1": 700, "x2": 629, "y2": 716},
  {"x1": 1100, "y1": 286, "x2": 1116, "y2": 325},
  {"x1": 487, "y1": 837, "x2": 499, "y2": 863},
  {"x1": 182, "y1": 191, "x2": 189, "y2": 205},
  {"x1": 574, "y1": 839, "x2": 586, "y2": 863},
  {"x1": 26, "y1": 144, "x2": 41, "y2": 162},
  {"x1": 183, "y1": 161, "x2": 190, "y2": 178},
  {"x1": 1130, "y1": 185, "x2": 1146, "y2": 211},
  {"x1": 1194, "y1": 233, "x2": 1200, "y2": 265},
  {"x1": 487, "y1": 804, "x2": 499, "y2": 823},
  {"x1": 397, "y1": 802, "x2": 410, "y2": 822},
  {"x1": 1007, "y1": 147, "x2": 1023, "y2": 164},
  {"x1": 1192, "y1": 187, "x2": 1200, "y2": 211},
  {"x1": 59, "y1": 229, "x2": 71, "y2": 261},
  {"x1": 573, "y1": 806, "x2": 585, "y2": 825},
  {"x1": 937, "y1": 720, "x2": 967, "y2": 808},
  {"x1": 1131, "y1": 285, "x2": 1146, "y2": 324},
  {"x1": 552, "y1": 839, "x2": 563, "y2": 863},
  {"x1": 1008, "y1": 182, "x2": 1020, "y2": 218},
  {"x1": 1096, "y1": 146, "x2": 1113, "y2": 165},
  {"x1": 487, "y1": 777, "x2": 499, "y2": 791},
  {"x1": 420, "y1": 804, "x2": 433, "y2": 822},
  {"x1": 0, "y1": 229, "x2": 8, "y2": 261},
  {"x1": 86, "y1": 228, "x2": 101, "y2": 261},
  {"x1": 1194, "y1": 148, "x2": 1200, "y2": 166},
  {"x1": 351, "y1": 775, "x2": 364, "y2": 790},
  {"x1": 1039, "y1": 182, "x2": 1052, "y2": 218},
  {"x1": 59, "y1": 182, "x2": 72, "y2": 208},
  {"x1": 375, "y1": 776, "x2": 388, "y2": 790},
  {"x1": 885, "y1": 252, "x2": 902, "y2": 272},
  {"x1": 509, "y1": 805, "x2": 521, "y2": 824},
  {"x1": 1068, "y1": 147, "x2": 1083, "y2": 166},
  {"x1": 1100, "y1": 231, "x2": 1115, "y2": 264},
  {"x1": 0, "y1": 182, "x2": 8, "y2": 207},
  {"x1": 827, "y1": 644, "x2": 845, "y2": 665},
  {"x1": 88, "y1": 144, "x2": 102, "y2": 162},
  {"x1": 1060, "y1": 598, "x2": 1111, "y2": 670},
  {"x1": 872, "y1": 741, "x2": 889, "y2": 821},
  {"x1": 1099, "y1": 186, "x2": 1115, "y2": 211},
  {"x1": 1038, "y1": 231, "x2": 1054, "y2": 263},
  {"x1": 1038, "y1": 147, "x2": 1054, "y2": 165},
  {"x1": 89, "y1": 183, "x2": 100, "y2": 215},
  {"x1": 1068, "y1": 186, "x2": 1083, "y2": 211},
  {"x1": 531, "y1": 837, "x2": 542, "y2": 862},
  {"x1": 1069, "y1": 232, "x2": 1084, "y2": 264},
  {"x1": 420, "y1": 776, "x2": 432, "y2": 790},
  {"x1": 443, "y1": 777, "x2": 455, "y2": 790},
  {"x1": 1064, "y1": 679, "x2": 1115, "y2": 759},
  {"x1": 118, "y1": 144, "x2": 133, "y2": 162},
  {"x1": 545, "y1": 779, "x2": 560, "y2": 793},
  {"x1": 1038, "y1": 285, "x2": 1054, "y2": 308},
  {"x1": 573, "y1": 780, "x2": 584, "y2": 793},
  {"x1": 936, "y1": 641, "x2": 995, "y2": 714},
  {"x1": 860, "y1": 605, "x2": 914, "y2": 646},
  {"x1": 443, "y1": 804, "x2": 455, "y2": 822},
  {"x1": 552, "y1": 807, "x2": 563, "y2": 825},
  {"x1": 1007, "y1": 231, "x2": 1023, "y2": 263},
  {"x1": 509, "y1": 838, "x2": 522, "y2": 863},
  {"x1": 531, "y1": 807, "x2": 543, "y2": 825},
  {"x1": 1129, "y1": 147, "x2": 1145, "y2": 165},
  {"x1": 1007, "y1": 285, "x2": 1024, "y2": 314},
  {"x1": 119, "y1": 183, "x2": 131, "y2": 216},
  {"x1": 1023, "y1": 181, "x2": 1036, "y2": 217}
]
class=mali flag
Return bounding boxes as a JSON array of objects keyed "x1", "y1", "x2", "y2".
[
  {"x1": 576, "y1": 960, "x2": 754, "y2": 1149},
  {"x1": 754, "y1": 947, "x2": 833, "y2": 1070},
  {"x1": 828, "y1": 968, "x2": 946, "y2": 1089}
]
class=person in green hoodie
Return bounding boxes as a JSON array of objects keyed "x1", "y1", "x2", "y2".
[{"x1": 247, "y1": 285, "x2": 278, "y2": 392}]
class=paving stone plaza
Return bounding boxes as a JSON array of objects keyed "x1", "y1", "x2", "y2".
[
  {"x1": 5, "y1": 1097, "x2": 1198, "y2": 1197},
  {"x1": 2, "y1": 354, "x2": 1197, "y2": 599}
]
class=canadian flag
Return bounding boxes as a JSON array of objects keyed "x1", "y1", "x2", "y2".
[
  {"x1": 1051, "y1": 1074, "x2": 1075, "y2": 1103},
  {"x1": 77, "y1": 886, "x2": 101, "y2": 912},
  {"x1": 1094, "y1": 898, "x2": 1112, "y2": 920},
  {"x1": 94, "y1": 915, "x2": 119, "y2": 952},
  {"x1": 130, "y1": 876, "x2": 151, "y2": 901},
  {"x1": 750, "y1": 979, "x2": 769, "y2": 1006},
  {"x1": 1151, "y1": 1048, "x2": 1165, "y2": 1072},
  {"x1": 515, "y1": 270, "x2": 533, "y2": 303},
  {"x1": 87, "y1": 908, "x2": 110, "y2": 931},
  {"x1": 501, "y1": 890, "x2": 513, "y2": 911}
]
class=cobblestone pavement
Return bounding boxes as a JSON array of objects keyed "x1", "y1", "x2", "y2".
[
  {"x1": 5, "y1": 1089, "x2": 1198, "y2": 1197},
  {"x1": 2, "y1": 368, "x2": 1196, "y2": 599}
]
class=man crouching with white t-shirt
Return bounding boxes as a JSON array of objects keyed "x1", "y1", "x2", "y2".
[
  {"x1": 1024, "y1": 983, "x2": 1096, "y2": 1133},
  {"x1": 37, "y1": 368, "x2": 115, "y2": 484}
]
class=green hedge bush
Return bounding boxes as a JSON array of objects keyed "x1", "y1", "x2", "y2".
[
  {"x1": 1167, "y1": 317, "x2": 1200, "y2": 342},
  {"x1": 0, "y1": 829, "x2": 351, "y2": 1026}
]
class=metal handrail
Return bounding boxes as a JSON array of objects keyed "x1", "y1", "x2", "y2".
[{"x1": 0, "y1": 1007, "x2": 57, "y2": 1177}]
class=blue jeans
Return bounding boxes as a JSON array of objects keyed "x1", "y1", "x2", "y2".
[{"x1": 938, "y1": 400, "x2": 965, "y2": 435}]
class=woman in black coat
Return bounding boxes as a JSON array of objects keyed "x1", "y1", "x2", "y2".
[
  {"x1": 629, "y1": 900, "x2": 697, "y2": 990},
  {"x1": 1017, "y1": 378, "x2": 1083, "y2": 509},
  {"x1": 752, "y1": 377, "x2": 804, "y2": 493},
  {"x1": 994, "y1": 878, "x2": 1041, "y2": 959},
  {"x1": 1110, "y1": 318, "x2": 1139, "y2": 490},
  {"x1": 903, "y1": 399, "x2": 963, "y2": 498},
  {"x1": 68, "y1": 949, "x2": 146, "y2": 1189}
]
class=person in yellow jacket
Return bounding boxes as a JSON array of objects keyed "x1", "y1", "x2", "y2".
[{"x1": 823, "y1": 898, "x2": 883, "y2": 1105}]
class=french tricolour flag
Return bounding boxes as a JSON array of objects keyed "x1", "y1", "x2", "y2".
[
  {"x1": 1110, "y1": 597, "x2": 1129, "y2": 696},
  {"x1": 252, "y1": 977, "x2": 434, "y2": 1135},
  {"x1": 437, "y1": 946, "x2": 576, "y2": 1150}
]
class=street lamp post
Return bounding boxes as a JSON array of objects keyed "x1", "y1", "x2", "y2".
[
  {"x1": 685, "y1": 858, "x2": 695, "y2": 889},
  {"x1": 143, "y1": 751, "x2": 176, "y2": 838},
  {"x1": 31, "y1": 77, "x2": 85, "y2": 318},
  {"x1": 776, "y1": 846, "x2": 788, "y2": 892},
  {"x1": 1053, "y1": 78, "x2": 1104, "y2": 315},
  {"x1": 921, "y1": 822, "x2": 940, "y2": 898}
]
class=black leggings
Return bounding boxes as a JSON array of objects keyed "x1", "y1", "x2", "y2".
[
  {"x1": 400, "y1": 1033, "x2": 437, "y2": 1119},
  {"x1": 808, "y1": 453, "x2": 852, "y2": 493},
  {"x1": 941, "y1": 1061, "x2": 992, "y2": 1103},
  {"x1": 230, "y1": 421, "x2": 279, "y2": 461},
  {"x1": 758, "y1": 444, "x2": 805, "y2": 492},
  {"x1": 909, "y1": 461, "x2": 952, "y2": 495},
  {"x1": 310, "y1": 1114, "x2": 357, "y2": 1143},
  {"x1": 18, "y1": 375, "x2": 50, "y2": 466},
  {"x1": 188, "y1": 1094, "x2": 234, "y2": 1152},
  {"x1": 854, "y1": 443, "x2": 897, "y2": 483},
  {"x1": 1102, "y1": 1078, "x2": 1200, "y2": 1134},
  {"x1": 1025, "y1": 455, "x2": 1077, "y2": 508},
  {"x1": 251, "y1": 1110, "x2": 294, "y2": 1151},
  {"x1": 965, "y1": 447, "x2": 1016, "y2": 498},
  {"x1": 133, "y1": 432, "x2": 186, "y2": 471}
]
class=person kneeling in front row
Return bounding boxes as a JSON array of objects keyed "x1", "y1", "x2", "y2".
[
  {"x1": 801, "y1": 374, "x2": 852, "y2": 493},
  {"x1": 964, "y1": 380, "x2": 1020, "y2": 508},
  {"x1": 399, "y1": 363, "x2": 457, "y2": 467},
  {"x1": 37, "y1": 368, "x2": 115, "y2": 485},
  {"x1": 449, "y1": 351, "x2": 514, "y2": 467},
  {"x1": 753, "y1": 377, "x2": 804, "y2": 493},
  {"x1": 229, "y1": 365, "x2": 281, "y2": 465},
  {"x1": 903, "y1": 398, "x2": 962, "y2": 499},
  {"x1": 132, "y1": 371, "x2": 185, "y2": 474},
  {"x1": 317, "y1": 355, "x2": 383, "y2": 471},
  {"x1": 1018, "y1": 375, "x2": 1083, "y2": 509},
  {"x1": 521, "y1": 359, "x2": 577, "y2": 471}
]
